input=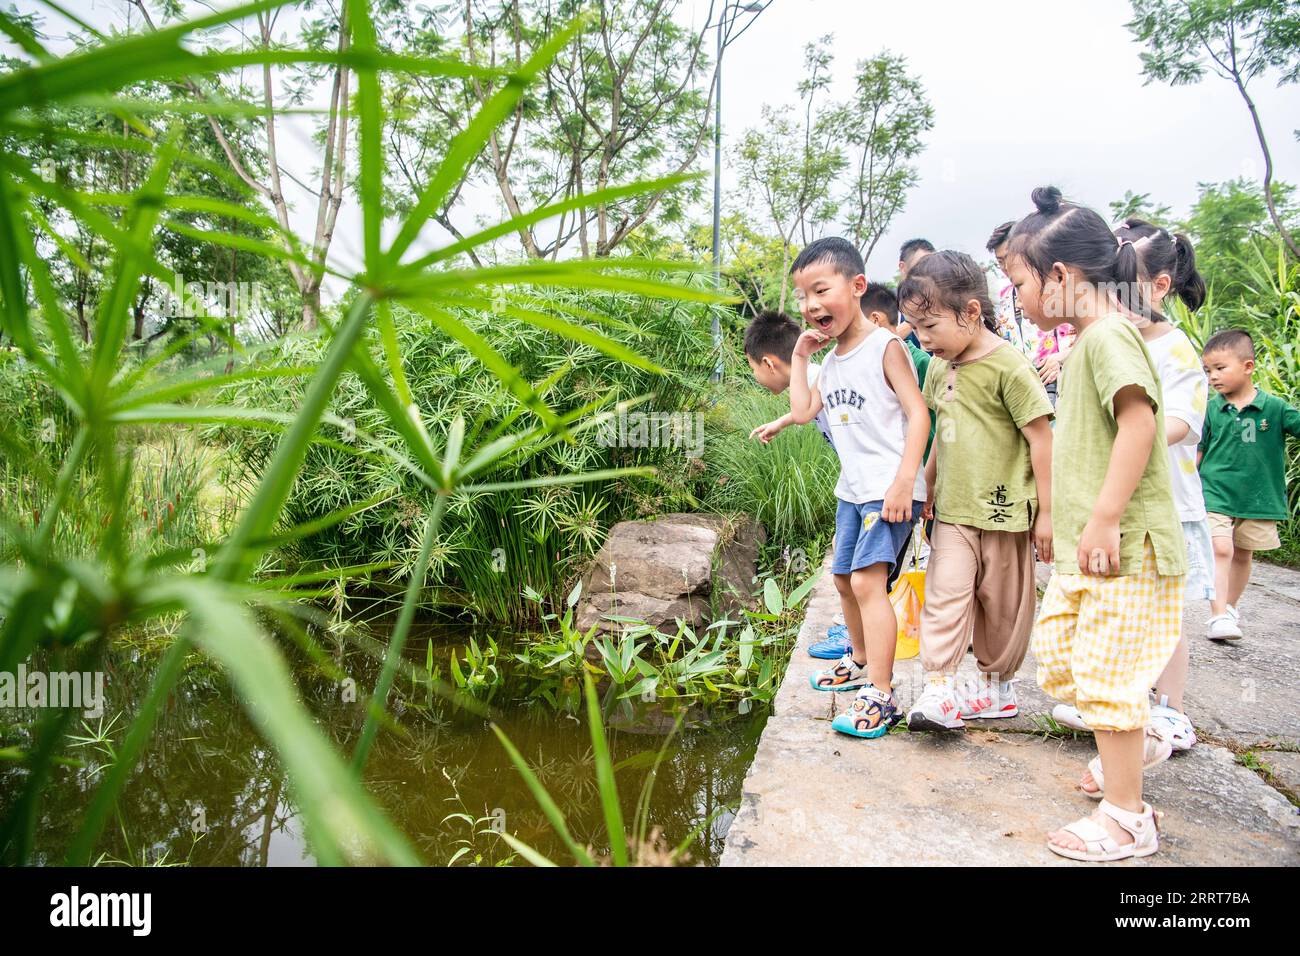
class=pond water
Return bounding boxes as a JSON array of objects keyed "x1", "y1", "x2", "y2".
[{"x1": 1, "y1": 620, "x2": 768, "y2": 866}]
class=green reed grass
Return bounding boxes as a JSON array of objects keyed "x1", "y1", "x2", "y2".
[{"x1": 0, "y1": 0, "x2": 731, "y2": 865}]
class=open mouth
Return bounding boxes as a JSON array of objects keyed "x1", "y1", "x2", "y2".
[{"x1": 812, "y1": 315, "x2": 834, "y2": 333}]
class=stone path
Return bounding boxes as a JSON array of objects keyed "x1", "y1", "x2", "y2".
[{"x1": 720, "y1": 556, "x2": 1300, "y2": 867}]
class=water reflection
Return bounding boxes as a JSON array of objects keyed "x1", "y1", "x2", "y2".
[{"x1": 1, "y1": 621, "x2": 765, "y2": 866}]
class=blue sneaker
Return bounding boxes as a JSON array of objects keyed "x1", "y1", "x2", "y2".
[
  {"x1": 808, "y1": 623, "x2": 851, "y2": 659},
  {"x1": 831, "y1": 685, "x2": 902, "y2": 739}
]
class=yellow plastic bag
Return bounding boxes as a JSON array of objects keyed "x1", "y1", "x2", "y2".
[{"x1": 890, "y1": 524, "x2": 926, "y2": 660}]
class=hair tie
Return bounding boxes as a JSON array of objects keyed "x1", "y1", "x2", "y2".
[{"x1": 1116, "y1": 238, "x2": 1133, "y2": 250}]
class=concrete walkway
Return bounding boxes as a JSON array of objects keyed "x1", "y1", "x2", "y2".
[{"x1": 721, "y1": 557, "x2": 1300, "y2": 867}]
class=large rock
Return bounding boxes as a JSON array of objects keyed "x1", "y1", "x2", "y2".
[{"x1": 575, "y1": 513, "x2": 766, "y2": 635}]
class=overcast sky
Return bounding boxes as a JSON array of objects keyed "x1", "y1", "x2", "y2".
[
  {"x1": 10, "y1": 0, "x2": 1300, "y2": 291},
  {"x1": 695, "y1": 0, "x2": 1300, "y2": 274}
]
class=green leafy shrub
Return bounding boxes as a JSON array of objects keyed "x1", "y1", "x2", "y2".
[{"x1": 213, "y1": 292, "x2": 723, "y2": 624}]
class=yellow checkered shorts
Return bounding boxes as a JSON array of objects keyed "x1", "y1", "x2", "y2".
[{"x1": 1031, "y1": 539, "x2": 1184, "y2": 732}]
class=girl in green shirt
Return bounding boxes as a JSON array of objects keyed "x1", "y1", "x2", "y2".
[
  {"x1": 895, "y1": 251, "x2": 1054, "y2": 733},
  {"x1": 1005, "y1": 186, "x2": 1186, "y2": 863}
]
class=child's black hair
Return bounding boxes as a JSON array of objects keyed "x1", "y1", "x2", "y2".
[
  {"x1": 1203, "y1": 328, "x2": 1255, "y2": 362},
  {"x1": 860, "y1": 282, "x2": 900, "y2": 325},
  {"x1": 897, "y1": 250, "x2": 998, "y2": 333},
  {"x1": 743, "y1": 309, "x2": 803, "y2": 363},
  {"x1": 899, "y1": 238, "x2": 935, "y2": 264},
  {"x1": 986, "y1": 220, "x2": 1016, "y2": 254},
  {"x1": 790, "y1": 237, "x2": 864, "y2": 281},
  {"x1": 1114, "y1": 217, "x2": 1207, "y2": 315},
  {"x1": 1007, "y1": 186, "x2": 1149, "y2": 318}
]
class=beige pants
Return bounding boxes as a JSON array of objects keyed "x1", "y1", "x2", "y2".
[{"x1": 920, "y1": 521, "x2": 1037, "y2": 678}]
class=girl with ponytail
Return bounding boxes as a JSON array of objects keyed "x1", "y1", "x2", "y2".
[
  {"x1": 1053, "y1": 220, "x2": 1213, "y2": 755},
  {"x1": 1004, "y1": 186, "x2": 1187, "y2": 862}
]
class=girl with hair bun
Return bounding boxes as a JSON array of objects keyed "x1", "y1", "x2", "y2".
[
  {"x1": 1054, "y1": 219, "x2": 1213, "y2": 755},
  {"x1": 1004, "y1": 186, "x2": 1187, "y2": 862}
]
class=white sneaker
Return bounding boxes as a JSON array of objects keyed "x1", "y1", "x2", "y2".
[
  {"x1": 1052, "y1": 704, "x2": 1092, "y2": 732},
  {"x1": 907, "y1": 676, "x2": 965, "y2": 731},
  {"x1": 809, "y1": 654, "x2": 871, "y2": 692},
  {"x1": 1150, "y1": 695, "x2": 1196, "y2": 751},
  {"x1": 1207, "y1": 613, "x2": 1242, "y2": 642},
  {"x1": 958, "y1": 674, "x2": 1019, "y2": 719}
]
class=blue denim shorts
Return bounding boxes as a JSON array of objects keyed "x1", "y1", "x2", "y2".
[{"x1": 832, "y1": 498, "x2": 924, "y2": 575}]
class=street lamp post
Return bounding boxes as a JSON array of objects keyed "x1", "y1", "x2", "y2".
[{"x1": 710, "y1": 2, "x2": 764, "y2": 382}]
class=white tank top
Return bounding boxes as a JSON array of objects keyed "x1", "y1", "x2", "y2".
[{"x1": 816, "y1": 327, "x2": 927, "y2": 505}]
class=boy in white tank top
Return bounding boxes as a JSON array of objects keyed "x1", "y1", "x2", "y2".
[{"x1": 786, "y1": 238, "x2": 930, "y2": 739}]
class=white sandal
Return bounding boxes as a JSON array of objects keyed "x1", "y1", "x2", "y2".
[
  {"x1": 1048, "y1": 799, "x2": 1162, "y2": 862},
  {"x1": 1080, "y1": 726, "x2": 1173, "y2": 800}
]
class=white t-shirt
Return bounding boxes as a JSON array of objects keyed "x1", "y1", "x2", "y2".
[
  {"x1": 807, "y1": 361, "x2": 835, "y2": 450},
  {"x1": 1146, "y1": 327, "x2": 1209, "y2": 522},
  {"x1": 815, "y1": 327, "x2": 927, "y2": 505}
]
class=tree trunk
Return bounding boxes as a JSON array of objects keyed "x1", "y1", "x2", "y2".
[
  {"x1": 1232, "y1": 66, "x2": 1300, "y2": 260},
  {"x1": 302, "y1": 285, "x2": 321, "y2": 331},
  {"x1": 76, "y1": 293, "x2": 90, "y2": 344}
]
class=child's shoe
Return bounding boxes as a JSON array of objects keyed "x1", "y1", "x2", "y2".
[
  {"x1": 907, "y1": 675, "x2": 965, "y2": 731},
  {"x1": 1051, "y1": 703, "x2": 1092, "y2": 732},
  {"x1": 1207, "y1": 612, "x2": 1242, "y2": 642},
  {"x1": 1047, "y1": 800, "x2": 1162, "y2": 862},
  {"x1": 809, "y1": 654, "x2": 870, "y2": 692},
  {"x1": 831, "y1": 684, "x2": 902, "y2": 738},
  {"x1": 958, "y1": 674, "x2": 1018, "y2": 719},
  {"x1": 808, "y1": 623, "x2": 852, "y2": 660},
  {"x1": 1150, "y1": 694, "x2": 1196, "y2": 751}
]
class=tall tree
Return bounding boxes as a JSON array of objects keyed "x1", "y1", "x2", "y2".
[
  {"x1": 832, "y1": 51, "x2": 934, "y2": 265},
  {"x1": 131, "y1": 0, "x2": 348, "y2": 328},
  {"x1": 732, "y1": 39, "x2": 848, "y2": 311},
  {"x1": 1128, "y1": 0, "x2": 1300, "y2": 259},
  {"x1": 382, "y1": 0, "x2": 722, "y2": 261},
  {"x1": 732, "y1": 39, "x2": 932, "y2": 308}
]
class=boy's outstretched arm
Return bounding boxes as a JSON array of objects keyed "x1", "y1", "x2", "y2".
[
  {"x1": 1021, "y1": 415, "x2": 1053, "y2": 564},
  {"x1": 1079, "y1": 384, "x2": 1155, "y2": 575},
  {"x1": 882, "y1": 338, "x2": 928, "y2": 523},
  {"x1": 750, "y1": 412, "x2": 795, "y2": 444},
  {"x1": 788, "y1": 329, "x2": 827, "y2": 425}
]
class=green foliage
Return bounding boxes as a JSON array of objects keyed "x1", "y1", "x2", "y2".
[
  {"x1": 0, "y1": 1, "x2": 727, "y2": 866},
  {"x1": 701, "y1": 383, "x2": 838, "y2": 548},
  {"x1": 1182, "y1": 178, "x2": 1298, "y2": 294},
  {"x1": 214, "y1": 291, "x2": 722, "y2": 625},
  {"x1": 379, "y1": 0, "x2": 715, "y2": 261},
  {"x1": 1109, "y1": 189, "x2": 1173, "y2": 225},
  {"x1": 1168, "y1": 233, "x2": 1300, "y2": 562},
  {"x1": 1128, "y1": 0, "x2": 1300, "y2": 88}
]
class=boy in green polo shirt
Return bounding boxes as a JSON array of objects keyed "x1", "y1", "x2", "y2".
[{"x1": 1199, "y1": 329, "x2": 1300, "y2": 641}]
